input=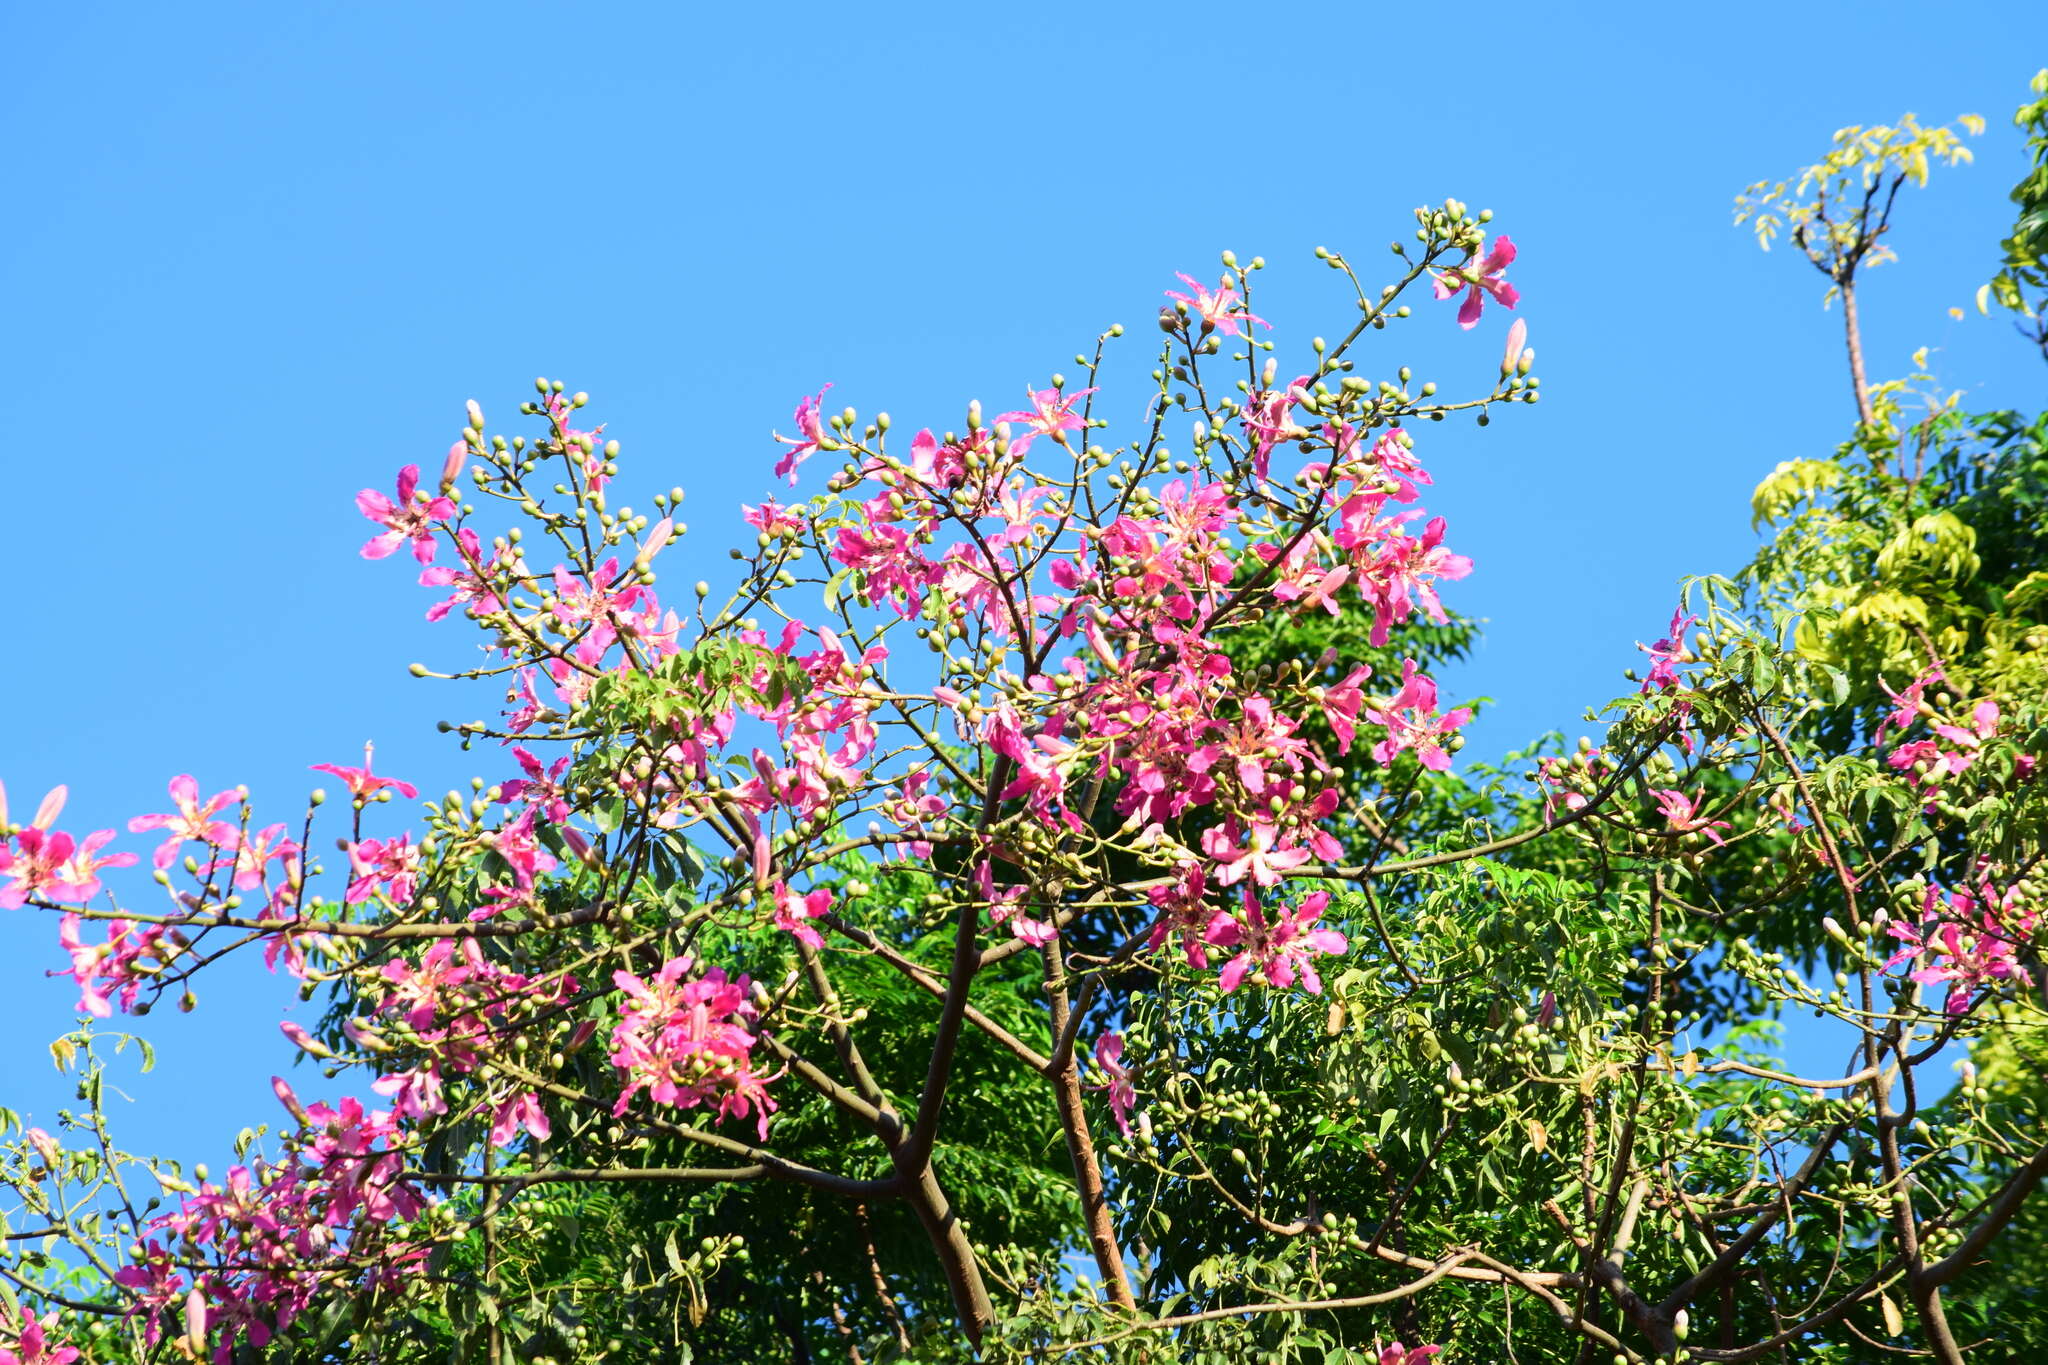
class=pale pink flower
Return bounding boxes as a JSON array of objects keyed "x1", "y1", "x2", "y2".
[
  {"x1": 1649, "y1": 788, "x2": 1732, "y2": 846},
  {"x1": 311, "y1": 742, "x2": 419, "y2": 802},
  {"x1": 1164, "y1": 272, "x2": 1268, "y2": 336},
  {"x1": 128, "y1": 775, "x2": 245, "y2": 870},
  {"x1": 995, "y1": 385, "x2": 1095, "y2": 456}
]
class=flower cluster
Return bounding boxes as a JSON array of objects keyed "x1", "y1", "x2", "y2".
[
  {"x1": 1885, "y1": 871, "x2": 2038, "y2": 1014},
  {"x1": 345, "y1": 937, "x2": 574, "y2": 1147},
  {"x1": 115, "y1": 1082, "x2": 426, "y2": 1361},
  {"x1": 610, "y1": 956, "x2": 779, "y2": 1137}
]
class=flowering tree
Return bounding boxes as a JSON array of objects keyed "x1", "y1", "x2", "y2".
[{"x1": 4, "y1": 79, "x2": 2048, "y2": 1365}]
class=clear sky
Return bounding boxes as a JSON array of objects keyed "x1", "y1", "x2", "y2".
[{"x1": 3, "y1": 1, "x2": 2042, "y2": 1166}]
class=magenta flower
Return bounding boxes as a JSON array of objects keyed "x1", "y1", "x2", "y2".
[
  {"x1": 1, "y1": 829, "x2": 75, "y2": 908},
  {"x1": 356, "y1": 464, "x2": 457, "y2": 564},
  {"x1": 772, "y1": 383, "x2": 833, "y2": 484},
  {"x1": 1433, "y1": 234, "x2": 1519, "y2": 329},
  {"x1": 311, "y1": 742, "x2": 419, "y2": 802},
  {"x1": 995, "y1": 384, "x2": 1095, "y2": 456},
  {"x1": 128, "y1": 774, "x2": 245, "y2": 870},
  {"x1": 344, "y1": 835, "x2": 422, "y2": 906},
  {"x1": 1315, "y1": 664, "x2": 1374, "y2": 755},
  {"x1": 489, "y1": 1091, "x2": 551, "y2": 1148},
  {"x1": 1377, "y1": 1345, "x2": 1443, "y2": 1365},
  {"x1": 1208, "y1": 889, "x2": 1349, "y2": 994},
  {"x1": 611, "y1": 956, "x2": 780, "y2": 1137},
  {"x1": 1091, "y1": 1033, "x2": 1137, "y2": 1138},
  {"x1": 1365, "y1": 660, "x2": 1473, "y2": 771},
  {"x1": 0, "y1": 1313, "x2": 82, "y2": 1365},
  {"x1": 1164, "y1": 272, "x2": 1268, "y2": 336},
  {"x1": 1636, "y1": 607, "x2": 1698, "y2": 693},
  {"x1": 1201, "y1": 819, "x2": 1311, "y2": 888},
  {"x1": 772, "y1": 881, "x2": 834, "y2": 949}
]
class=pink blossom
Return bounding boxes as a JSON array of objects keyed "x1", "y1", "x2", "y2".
[
  {"x1": 1164, "y1": 272, "x2": 1268, "y2": 336},
  {"x1": 356, "y1": 464, "x2": 457, "y2": 563},
  {"x1": 0, "y1": 1312, "x2": 81, "y2": 1365},
  {"x1": 1885, "y1": 878, "x2": 2037, "y2": 1014},
  {"x1": 744, "y1": 498, "x2": 806, "y2": 539},
  {"x1": 344, "y1": 834, "x2": 421, "y2": 906},
  {"x1": 498, "y1": 746, "x2": 573, "y2": 824},
  {"x1": 489, "y1": 1091, "x2": 551, "y2": 1148},
  {"x1": 1091, "y1": 1033, "x2": 1137, "y2": 1138},
  {"x1": 772, "y1": 881, "x2": 834, "y2": 949},
  {"x1": 54, "y1": 912, "x2": 174, "y2": 1017},
  {"x1": 1, "y1": 829, "x2": 79, "y2": 908},
  {"x1": 1649, "y1": 788, "x2": 1731, "y2": 846},
  {"x1": 1316, "y1": 664, "x2": 1374, "y2": 755},
  {"x1": 1637, "y1": 608, "x2": 1697, "y2": 693},
  {"x1": 1876, "y1": 668, "x2": 1943, "y2": 742},
  {"x1": 1201, "y1": 820, "x2": 1311, "y2": 888},
  {"x1": 1208, "y1": 889, "x2": 1349, "y2": 994},
  {"x1": 127, "y1": 774, "x2": 246, "y2": 870},
  {"x1": 50, "y1": 828, "x2": 136, "y2": 902},
  {"x1": 974, "y1": 860, "x2": 1057, "y2": 946},
  {"x1": 611, "y1": 956, "x2": 780, "y2": 1137},
  {"x1": 311, "y1": 742, "x2": 417, "y2": 802},
  {"x1": 772, "y1": 383, "x2": 833, "y2": 484},
  {"x1": 995, "y1": 385, "x2": 1094, "y2": 456},
  {"x1": 1433, "y1": 234, "x2": 1519, "y2": 329},
  {"x1": 418, "y1": 527, "x2": 509, "y2": 621},
  {"x1": 1377, "y1": 1345, "x2": 1443, "y2": 1365},
  {"x1": 216, "y1": 822, "x2": 296, "y2": 892},
  {"x1": 1365, "y1": 660, "x2": 1472, "y2": 771}
]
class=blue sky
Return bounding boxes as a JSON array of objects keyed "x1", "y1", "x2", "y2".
[{"x1": 2, "y1": 1, "x2": 2041, "y2": 1165}]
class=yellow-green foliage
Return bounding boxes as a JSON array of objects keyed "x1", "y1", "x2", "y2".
[{"x1": 1735, "y1": 112, "x2": 1984, "y2": 299}]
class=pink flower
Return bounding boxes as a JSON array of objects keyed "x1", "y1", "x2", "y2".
[
  {"x1": 772, "y1": 881, "x2": 834, "y2": 949},
  {"x1": 344, "y1": 834, "x2": 422, "y2": 906},
  {"x1": 611, "y1": 956, "x2": 780, "y2": 1137},
  {"x1": 1164, "y1": 272, "x2": 1268, "y2": 336},
  {"x1": 1885, "y1": 878, "x2": 2037, "y2": 1014},
  {"x1": 1208, "y1": 889, "x2": 1349, "y2": 994},
  {"x1": 995, "y1": 385, "x2": 1095, "y2": 456},
  {"x1": 216, "y1": 822, "x2": 296, "y2": 891},
  {"x1": 50, "y1": 828, "x2": 137, "y2": 902},
  {"x1": 1377, "y1": 1344, "x2": 1443, "y2": 1365},
  {"x1": 772, "y1": 384, "x2": 833, "y2": 484},
  {"x1": 356, "y1": 464, "x2": 457, "y2": 563},
  {"x1": 418, "y1": 527, "x2": 509, "y2": 621},
  {"x1": 0, "y1": 1313, "x2": 81, "y2": 1365},
  {"x1": 489, "y1": 1091, "x2": 550, "y2": 1148},
  {"x1": 1365, "y1": 660, "x2": 1472, "y2": 771},
  {"x1": 1649, "y1": 788, "x2": 1732, "y2": 846},
  {"x1": 973, "y1": 860, "x2": 1057, "y2": 946},
  {"x1": 1637, "y1": 608, "x2": 1698, "y2": 693},
  {"x1": 1091, "y1": 1033, "x2": 1137, "y2": 1138},
  {"x1": 311, "y1": 742, "x2": 419, "y2": 802},
  {"x1": 1202, "y1": 820, "x2": 1311, "y2": 888},
  {"x1": 1, "y1": 829, "x2": 76, "y2": 908},
  {"x1": 1433, "y1": 234, "x2": 1519, "y2": 329},
  {"x1": 1876, "y1": 668, "x2": 1944, "y2": 742},
  {"x1": 127, "y1": 774, "x2": 245, "y2": 870},
  {"x1": 1316, "y1": 664, "x2": 1374, "y2": 755}
]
